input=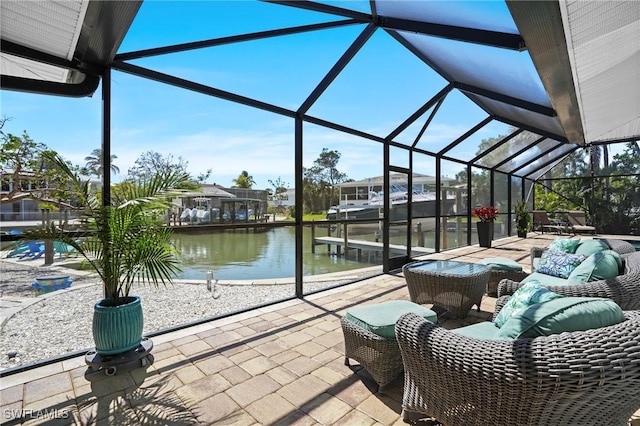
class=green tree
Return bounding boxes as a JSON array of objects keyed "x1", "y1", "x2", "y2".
[
  {"x1": 611, "y1": 141, "x2": 640, "y2": 174},
  {"x1": 302, "y1": 148, "x2": 347, "y2": 212},
  {"x1": 592, "y1": 141, "x2": 640, "y2": 234},
  {"x1": 533, "y1": 141, "x2": 640, "y2": 234},
  {"x1": 195, "y1": 169, "x2": 212, "y2": 183},
  {"x1": 84, "y1": 148, "x2": 120, "y2": 178},
  {"x1": 232, "y1": 170, "x2": 255, "y2": 188},
  {"x1": 1, "y1": 130, "x2": 46, "y2": 200},
  {"x1": 302, "y1": 166, "x2": 321, "y2": 213},
  {"x1": 315, "y1": 148, "x2": 346, "y2": 207},
  {"x1": 128, "y1": 151, "x2": 189, "y2": 180},
  {"x1": 128, "y1": 150, "x2": 204, "y2": 191},
  {"x1": 533, "y1": 185, "x2": 570, "y2": 212},
  {"x1": 268, "y1": 176, "x2": 289, "y2": 206},
  {"x1": 0, "y1": 126, "x2": 75, "y2": 207},
  {"x1": 538, "y1": 149, "x2": 590, "y2": 210}
]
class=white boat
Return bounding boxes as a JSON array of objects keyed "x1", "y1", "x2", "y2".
[
  {"x1": 179, "y1": 208, "x2": 192, "y2": 221},
  {"x1": 327, "y1": 184, "x2": 453, "y2": 221},
  {"x1": 222, "y1": 208, "x2": 253, "y2": 221},
  {"x1": 195, "y1": 208, "x2": 210, "y2": 223},
  {"x1": 179, "y1": 204, "x2": 218, "y2": 224}
]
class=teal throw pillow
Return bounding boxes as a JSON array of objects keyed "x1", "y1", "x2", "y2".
[
  {"x1": 566, "y1": 250, "x2": 623, "y2": 284},
  {"x1": 536, "y1": 250, "x2": 586, "y2": 279},
  {"x1": 574, "y1": 238, "x2": 609, "y2": 256},
  {"x1": 493, "y1": 281, "x2": 564, "y2": 328},
  {"x1": 549, "y1": 237, "x2": 581, "y2": 254},
  {"x1": 497, "y1": 297, "x2": 625, "y2": 339}
]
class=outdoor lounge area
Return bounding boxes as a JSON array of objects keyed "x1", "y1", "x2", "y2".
[
  {"x1": 2, "y1": 0, "x2": 640, "y2": 424},
  {"x1": 2, "y1": 233, "x2": 639, "y2": 425}
]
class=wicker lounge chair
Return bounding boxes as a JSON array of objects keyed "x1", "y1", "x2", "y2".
[
  {"x1": 499, "y1": 241, "x2": 640, "y2": 311},
  {"x1": 395, "y1": 309, "x2": 640, "y2": 425}
]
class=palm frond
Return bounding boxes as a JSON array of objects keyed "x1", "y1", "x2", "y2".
[{"x1": 18, "y1": 152, "x2": 191, "y2": 305}]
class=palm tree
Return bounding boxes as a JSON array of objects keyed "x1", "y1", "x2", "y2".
[
  {"x1": 20, "y1": 151, "x2": 189, "y2": 305},
  {"x1": 85, "y1": 148, "x2": 120, "y2": 178},
  {"x1": 232, "y1": 170, "x2": 255, "y2": 188}
]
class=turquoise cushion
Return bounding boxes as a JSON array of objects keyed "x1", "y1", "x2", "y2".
[
  {"x1": 536, "y1": 251, "x2": 587, "y2": 279},
  {"x1": 549, "y1": 237, "x2": 581, "y2": 254},
  {"x1": 452, "y1": 321, "x2": 508, "y2": 340},
  {"x1": 522, "y1": 272, "x2": 574, "y2": 287},
  {"x1": 480, "y1": 257, "x2": 523, "y2": 272},
  {"x1": 344, "y1": 300, "x2": 437, "y2": 338},
  {"x1": 574, "y1": 239, "x2": 609, "y2": 256},
  {"x1": 494, "y1": 281, "x2": 564, "y2": 328},
  {"x1": 566, "y1": 250, "x2": 622, "y2": 284},
  {"x1": 497, "y1": 297, "x2": 625, "y2": 339}
]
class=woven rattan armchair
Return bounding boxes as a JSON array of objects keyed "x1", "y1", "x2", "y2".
[
  {"x1": 500, "y1": 242, "x2": 640, "y2": 311},
  {"x1": 395, "y1": 310, "x2": 640, "y2": 425}
]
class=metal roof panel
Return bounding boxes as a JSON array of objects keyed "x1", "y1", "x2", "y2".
[
  {"x1": 1, "y1": 0, "x2": 87, "y2": 61},
  {"x1": 560, "y1": 1, "x2": 640, "y2": 143}
]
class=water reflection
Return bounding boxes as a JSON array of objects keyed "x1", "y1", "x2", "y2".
[{"x1": 172, "y1": 226, "x2": 378, "y2": 280}]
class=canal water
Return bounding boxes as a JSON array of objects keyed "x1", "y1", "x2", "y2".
[{"x1": 172, "y1": 226, "x2": 381, "y2": 281}]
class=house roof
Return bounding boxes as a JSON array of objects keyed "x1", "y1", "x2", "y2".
[{"x1": 0, "y1": 0, "x2": 141, "y2": 97}]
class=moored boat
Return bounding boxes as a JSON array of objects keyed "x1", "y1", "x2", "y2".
[{"x1": 327, "y1": 185, "x2": 454, "y2": 221}]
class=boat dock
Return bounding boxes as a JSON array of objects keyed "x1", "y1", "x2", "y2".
[{"x1": 312, "y1": 236, "x2": 434, "y2": 260}]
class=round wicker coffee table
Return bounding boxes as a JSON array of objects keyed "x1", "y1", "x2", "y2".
[{"x1": 402, "y1": 260, "x2": 491, "y2": 318}]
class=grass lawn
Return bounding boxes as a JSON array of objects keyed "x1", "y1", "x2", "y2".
[{"x1": 282, "y1": 213, "x2": 328, "y2": 221}]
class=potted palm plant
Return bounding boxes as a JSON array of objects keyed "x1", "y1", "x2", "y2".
[
  {"x1": 20, "y1": 152, "x2": 189, "y2": 355},
  {"x1": 515, "y1": 200, "x2": 532, "y2": 238}
]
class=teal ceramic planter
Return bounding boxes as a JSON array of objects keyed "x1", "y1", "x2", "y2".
[{"x1": 93, "y1": 296, "x2": 143, "y2": 355}]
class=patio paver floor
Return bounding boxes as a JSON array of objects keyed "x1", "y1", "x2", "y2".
[{"x1": 2, "y1": 234, "x2": 639, "y2": 425}]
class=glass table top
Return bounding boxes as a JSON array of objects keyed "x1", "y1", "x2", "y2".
[{"x1": 405, "y1": 260, "x2": 489, "y2": 276}]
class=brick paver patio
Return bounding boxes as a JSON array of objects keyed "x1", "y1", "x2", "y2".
[{"x1": 2, "y1": 234, "x2": 639, "y2": 425}]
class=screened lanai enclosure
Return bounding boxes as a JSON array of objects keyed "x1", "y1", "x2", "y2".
[{"x1": 1, "y1": 1, "x2": 639, "y2": 368}]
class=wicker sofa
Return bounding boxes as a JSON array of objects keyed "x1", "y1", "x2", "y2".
[
  {"x1": 528, "y1": 238, "x2": 635, "y2": 270},
  {"x1": 395, "y1": 308, "x2": 640, "y2": 425},
  {"x1": 498, "y1": 239, "x2": 640, "y2": 311}
]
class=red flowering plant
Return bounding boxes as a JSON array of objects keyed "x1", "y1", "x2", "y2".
[{"x1": 472, "y1": 206, "x2": 499, "y2": 222}]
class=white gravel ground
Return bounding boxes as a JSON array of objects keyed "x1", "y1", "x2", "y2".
[{"x1": 0, "y1": 258, "x2": 362, "y2": 370}]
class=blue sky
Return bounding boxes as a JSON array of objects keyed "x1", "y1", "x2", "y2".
[{"x1": 1, "y1": 0, "x2": 543, "y2": 190}]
